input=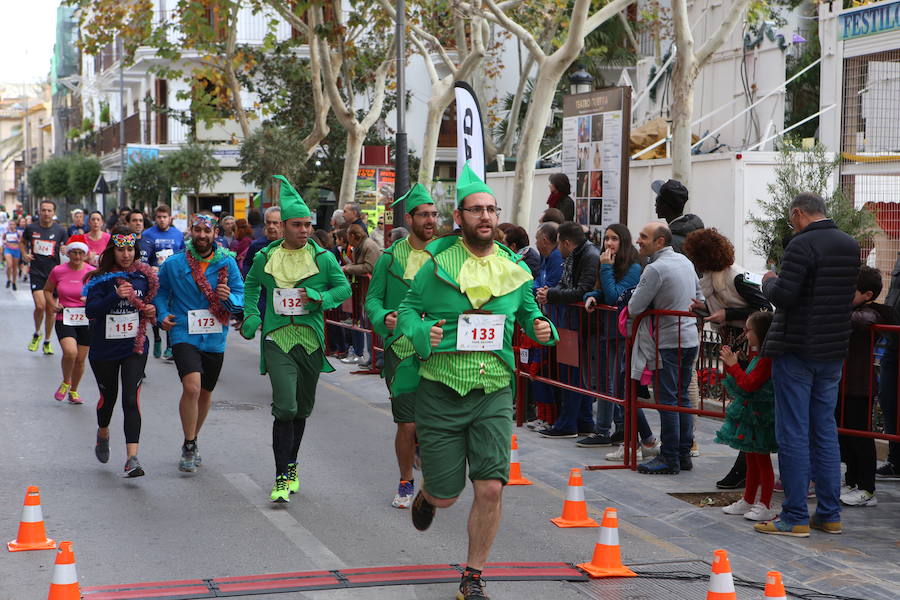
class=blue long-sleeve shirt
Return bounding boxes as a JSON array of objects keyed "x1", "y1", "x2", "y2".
[
  {"x1": 153, "y1": 251, "x2": 244, "y2": 353},
  {"x1": 141, "y1": 225, "x2": 186, "y2": 267},
  {"x1": 534, "y1": 248, "x2": 563, "y2": 290},
  {"x1": 583, "y1": 262, "x2": 642, "y2": 305},
  {"x1": 85, "y1": 272, "x2": 150, "y2": 361}
]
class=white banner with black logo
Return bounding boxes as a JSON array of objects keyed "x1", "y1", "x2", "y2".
[{"x1": 454, "y1": 82, "x2": 486, "y2": 181}]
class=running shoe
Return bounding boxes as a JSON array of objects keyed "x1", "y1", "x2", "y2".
[
  {"x1": 340, "y1": 350, "x2": 360, "y2": 364},
  {"x1": 270, "y1": 475, "x2": 290, "y2": 503},
  {"x1": 575, "y1": 433, "x2": 614, "y2": 447},
  {"x1": 876, "y1": 462, "x2": 900, "y2": 480},
  {"x1": 744, "y1": 503, "x2": 777, "y2": 521},
  {"x1": 123, "y1": 456, "x2": 145, "y2": 478},
  {"x1": 721, "y1": 498, "x2": 753, "y2": 515},
  {"x1": 11, "y1": 281, "x2": 16, "y2": 291},
  {"x1": 524, "y1": 419, "x2": 548, "y2": 431},
  {"x1": 637, "y1": 456, "x2": 679, "y2": 475},
  {"x1": 840, "y1": 488, "x2": 877, "y2": 507},
  {"x1": 153, "y1": 339, "x2": 162, "y2": 359},
  {"x1": 411, "y1": 491, "x2": 435, "y2": 531},
  {"x1": 392, "y1": 480, "x2": 414, "y2": 509},
  {"x1": 287, "y1": 463, "x2": 300, "y2": 494},
  {"x1": 95, "y1": 433, "x2": 110, "y2": 464},
  {"x1": 54, "y1": 382, "x2": 70, "y2": 402},
  {"x1": 194, "y1": 444, "x2": 202, "y2": 467},
  {"x1": 690, "y1": 441, "x2": 700, "y2": 457},
  {"x1": 537, "y1": 427, "x2": 577, "y2": 438},
  {"x1": 753, "y1": 519, "x2": 809, "y2": 537},
  {"x1": 457, "y1": 572, "x2": 489, "y2": 600},
  {"x1": 809, "y1": 514, "x2": 842, "y2": 534},
  {"x1": 179, "y1": 444, "x2": 197, "y2": 472},
  {"x1": 42, "y1": 341, "x2": 53, "y2": 355},
  {"x1": 27, "y1": 334, "x2": 40, "y2": 352},
  {"x1": 163, "y1": 347, "x2": 174, "y2": 360},
  {"x1": 67, "y1": 390, "x2": 83, "y2": 404}
]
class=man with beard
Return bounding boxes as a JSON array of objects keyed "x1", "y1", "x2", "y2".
[
  {"x1": 397, "y1": 164, "x2": 557, "y2": 600},
  {"x1": 241, "y1": 175, "x2": 351, "y2": 503},
  {"x1": 364, "y1": 183, "x2": 438, "y2": 509},
  {"x1": 21, "y1": 200, "x2": 67, "y2": 354},
  {"x1": 154, "y1": 212, "x2": 244, "y2": 472}
]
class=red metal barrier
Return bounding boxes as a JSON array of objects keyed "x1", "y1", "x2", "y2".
[{"x1": 323, "y1": 274, "x2": 383, "y2": 374}]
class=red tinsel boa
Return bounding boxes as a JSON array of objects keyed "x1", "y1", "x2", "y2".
[
  {"x1": 186, "y1": 250, "x2": 231, "y2": 325},
  {"x1": 116, "y1": 261, "x2": 159, "y2": 354}
]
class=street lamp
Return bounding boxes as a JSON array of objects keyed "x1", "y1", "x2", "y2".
[{"x1": 569, "y1": 65, "x2": 594, "y2": 95}]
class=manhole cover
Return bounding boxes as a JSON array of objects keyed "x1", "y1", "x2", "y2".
[
  {"x1": 668, "y1": 491, "x2": 744, "y2": 507},
  {"x1": 212, "y1": 401, "x2": 260, "y2": 411}
]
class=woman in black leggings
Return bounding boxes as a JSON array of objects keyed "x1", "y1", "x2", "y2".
[{"x1": 84, "y1": 228, "x2": 158, "y2": 477}]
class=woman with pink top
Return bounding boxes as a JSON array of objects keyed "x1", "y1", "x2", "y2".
[
  {"x1": 44, "y1": 235, "x2": 96, "y2": 403},
  {"x1": 85, "y1": 211, "x2": 111, "y2": 267}
]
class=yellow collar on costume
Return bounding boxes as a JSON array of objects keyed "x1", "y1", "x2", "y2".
[
  {"x1": 264, "y1": 242, "x2": 319, "y2": 288},
  {"x1": 403, "y1": 248, "x2": 429, "y2": 280},
  {"x1": 458, "y1": 243, "x2": 532, "y2": 309}
]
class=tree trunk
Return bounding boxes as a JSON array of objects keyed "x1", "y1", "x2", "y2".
[
  {"x1": 339, "y1": 126, "x2": 365, "y2": 207},
  {"x1": 670, "y1": 57, "x2": 695, "y2": 190},
  {"x1": 224, "y1": 1, "x2": 251, "y2": 139},
  {"x1": 418, "y1": 81, "x2": 453, "y2": 186}
]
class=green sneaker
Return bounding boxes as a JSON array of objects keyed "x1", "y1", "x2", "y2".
[
  {"x1": 270, "y1": 475, "x2": 290, "y2": 503},
  {"x1": 153, "y1": 339, "x2": 162, "y2": 359},
  {"x1": 163, "y1": 347, "x2": 173, "y2": 360},
  {"x1": 42, "y1": 341, "x2": 53, "y2": 355},
  {"x1": 27, "y1": 334, "x2": 40, "y2": 352},
  {"x1": 287, "y1": 463, "x2": 299, "y2": 494}
]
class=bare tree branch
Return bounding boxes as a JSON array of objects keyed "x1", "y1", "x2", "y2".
[
  {"x1": 483, "y1": 0, "x2": 545, "y2": 60},
  {"x1": 695, "y1": 0, "x2": 751, "y2": 69},
  {"x1": 584, "y1": 0, "x2": 634, "y2": 35}
]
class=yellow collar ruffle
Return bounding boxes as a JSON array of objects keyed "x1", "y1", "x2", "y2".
[
  {"x1": 403, "y1": 248, "x2": 429, "y2": 280},
  {"x1": 458, "y1": 244, "x2": 532, "y2": 309},
  {"x1": 265, "y1": 243, "x2": 319, "y2": 288}
]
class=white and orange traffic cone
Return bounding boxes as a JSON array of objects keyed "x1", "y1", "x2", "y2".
[
  {"x1": 47, "y1": 541, "x2": 80, "y2": 600},
  {"x1": 763, "y1": 571, "x2": 787, "y2": 600},
  {"x1": 550, "y1": 468, "x2": 599, "y2": 528},
  {"x1": 706, "y1": 549, "x2": 737, "y2": 600},
  {"x1": 577, "y1": 507, "x2": 636, "y2": 577},
  {"x1": 8, "y1": 486, "x2": 56, "y2": 552},
  {"x1": 507, "y1": 435, "x2": 532, "y2": 486}
]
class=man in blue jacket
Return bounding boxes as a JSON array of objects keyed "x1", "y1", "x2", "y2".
[
  {"x1": 142, "y1": 204, "x2": 186, "y2": 359},
  {"x1": 155, "y1": 212, "x2": 244, "y2": 473}
]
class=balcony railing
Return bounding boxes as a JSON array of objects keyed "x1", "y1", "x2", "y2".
[{"x1": 98, "y1": 113, "x2": 141, "y2": 155}]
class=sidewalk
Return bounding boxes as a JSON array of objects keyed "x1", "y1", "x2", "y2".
[{"x1": 334, "y1": 364, "x2": 900, "y2": 600}]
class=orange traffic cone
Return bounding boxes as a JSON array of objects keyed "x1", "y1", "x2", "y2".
[
  {"x1": 763, "y1": 571, "x2": 787, "y2": 600},
  {"x1": 8, "y1": 486, "x2": 56, "y2": 552},
  {"x1": 706, "y1": 549, "x2": 737, "y2": 600},
  {"x1": 550, "y1": 468, "x2": 599, "y2": 528},
  {"x1": 577, "y1": 507, "x2": 636, "y2": 577},
  {"x1": 47, "y1": 541, "x2": 80, "y2": 600},
  {"x1": 507, "y1": 435, "x2": 532, "y2": 486}
]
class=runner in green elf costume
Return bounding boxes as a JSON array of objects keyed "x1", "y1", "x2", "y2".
[
  {"x1": 241, "y1": 175, "x2": 351, "y2": 503},
  {"x1": 364, "y1": 183, "x2": 438, "y2": 509},
  {"x1": 397, "y1": 163, "x2": 558, "y2": 600}
]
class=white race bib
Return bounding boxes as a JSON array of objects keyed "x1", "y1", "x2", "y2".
[
  {"x1": 456, "y1": 314, "x2": 506, "y2": 351},
  {"x1": 188, "y1": 309, "x2": 224, "y2": 335},
  {"x1": 273, "y1": 288, "x2": 308, "y2": 315},
  {"x1": 155, "y1": 249, "x2": 174, "y2": 264},
  {"x1": 62, "y1": 307, "x2": 87, "y2": 326},
  {"x1": 105, "y1": 313, "x2": 139, "y2": 339},
  {"x1": 5, "y1": 233, "x2": 17, "y2": 243},
  {"x1": 33, "y1": 239, "x2": 55, "y2": 256}
]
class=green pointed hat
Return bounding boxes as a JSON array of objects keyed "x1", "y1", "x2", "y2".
[
  {"x1": 273, "y1": 175, "x2": 310, "y2": 220},
  {"x1": 455, "y1": 161, "x2": 494, "y2": 206},
  {"x1": 391, "y1": 183, "x2": 434, "y2": 214}
]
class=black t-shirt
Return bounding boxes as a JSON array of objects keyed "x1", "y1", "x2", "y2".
[
  {"x1": 23, "y1": 222, "x2": 67, "y2": 277},
  {"x1": 67, "y1": 224, "x2": 86, "y2": 237}
]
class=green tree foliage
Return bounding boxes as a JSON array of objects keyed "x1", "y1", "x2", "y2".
[
  {"x1": 28, "y1": 162, "x2": 48, "y2": 199},
  {"x1": 68, "y1": 155, "x2": 102, "y2": 200},
  {"x1": 43, "y1": 156, "x2": 73, "y2": 198},
  {"x1": 749, "y1": 142, "x2": 874, "y2": 269},
  {"x1": 163, "y1": 142, "x2": 222, "y2": 200},
  {"x1": 123, "y1": 156, "x2": 171, "y2": 208}
]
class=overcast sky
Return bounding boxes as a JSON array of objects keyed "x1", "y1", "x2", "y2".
[{"x1": 1, "y1": 0, "x2": 61, "y2": 84}]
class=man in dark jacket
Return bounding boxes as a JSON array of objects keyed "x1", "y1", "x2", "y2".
[
  {"x1": 652, "y1": 179, "x2": 703, "y2": 254},
  {"x1": 876, "y1": 253, "x2": 900, "y2": 480},
  {"x1": 535, "y1": 222, "x2": 599, "y2": 438},
  {"x1": 755, "y1": 192, "x2": 860, "y2": 537}
]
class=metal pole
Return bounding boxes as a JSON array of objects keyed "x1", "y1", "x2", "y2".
[
  {"x1": 118, "y1": 38, "x2": 126, "y2": 209},
  {"x1": 392, "y1": 0, "x2": 408, "y2": 230}
]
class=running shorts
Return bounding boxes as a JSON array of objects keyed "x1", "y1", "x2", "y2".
[
  {"x1": 55, "y1": 321, "x2": 90, "y2": 346},
  {"x1": 172, "y1": 343, "x2": 225, "y2": 392},
  {"x1": 383, "y1": 345, "x2": 416, "y2": 423},
  {"x1": 30, "y1": 272, "x2": 48, "y2": 292},
  {"x1": 415, "y1": 378, "x2": 512, "y2": 499},
  {"x1": 4, "y1": 247, "x2": 20, "y2": 259}
]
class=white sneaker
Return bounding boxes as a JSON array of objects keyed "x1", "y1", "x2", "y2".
[
  {"x1": 341, "y1": 351, "x2": 359, "y2": 364},
  {"x1": 605, "y1": 439, "x2": 660, "y2": 462},
  {"x1": 391, "y1": 481, "x2": 415, "y2": 509},
  {"x1": 641, "y1": 438, "x2": 660, "y2": 458},
  {"x1": 840, "y1": 488, "x2": 877, "y2": 507},
  {"x1": 722, "y1": 498, "x2": 754, "y2": 515},
  {"x1": 840, "y1": 484, "x2": 856, "y2": 496},
  {"x1": 743, "y1": 503, "x2": 778, "y2": 521},
  {"x1": 525, "y1": 419, "x2": 547, "y2": 431}
]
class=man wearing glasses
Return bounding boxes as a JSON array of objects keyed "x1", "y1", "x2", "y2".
[
  {"x1": 365, "y1": 184, "x2": 438, "y2": 509},
  {"x1": 396, "y1": 164, "x2": 557, "y2": 600}
]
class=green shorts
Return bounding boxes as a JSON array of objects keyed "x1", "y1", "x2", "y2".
[
  {"x1": 384, "y1": 345, "x2": 417, "y2": 423},
  {"x1": 416, "y1": 378, "x2": 512, "y2": 499},
  {"x1": 263, "y1": 341, "x2": 323, "y2": 421}
]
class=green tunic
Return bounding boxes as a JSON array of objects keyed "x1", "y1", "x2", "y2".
[{"x1": 243, "y1": 239, "x2": 351, "y2": 375}]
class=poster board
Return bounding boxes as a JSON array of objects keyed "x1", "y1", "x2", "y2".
[{"x1": 562, "y1": 87, "x2": 631, "y2": 244}]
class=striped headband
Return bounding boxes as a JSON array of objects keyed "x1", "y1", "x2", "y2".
[
  {"x1": 191, "y1": 214, "x2": 218, "y2": 229},
  {"x1": 111, "y1": 233, "x2": 136, "y2": 248}
]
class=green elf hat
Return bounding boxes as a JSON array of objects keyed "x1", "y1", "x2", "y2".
[
  {"x1": 273, "y1": 175, "x2": 310, "y2": 220},
  {"x1": 455, "y1": 161, "x2": 494, "y2": 206},
  {"x1": 391, "y1": 183, "x2": 434, "y2": 214}
]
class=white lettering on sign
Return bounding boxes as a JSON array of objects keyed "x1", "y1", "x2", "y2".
[
  {"x1": 105, "y1": 313, "x2": 139, "y2": 339},
  {"x1": 274, "y1": 288, "x2": 308, "y2": 316},
  {"x1": 456, "y1": 314, "x2": 506, "y2": 351}
]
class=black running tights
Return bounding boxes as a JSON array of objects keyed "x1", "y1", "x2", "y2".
[
  {"x1": 273, "y1": 418, "x2": 307, "y2": 475},
  {"x1": 91, "y1": 352, "x2": 148, "y2": 444}
]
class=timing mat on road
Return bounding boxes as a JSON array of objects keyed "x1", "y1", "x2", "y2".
[{"x1": 81, "y1": 562, "x2": 589, "y2": 599}]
